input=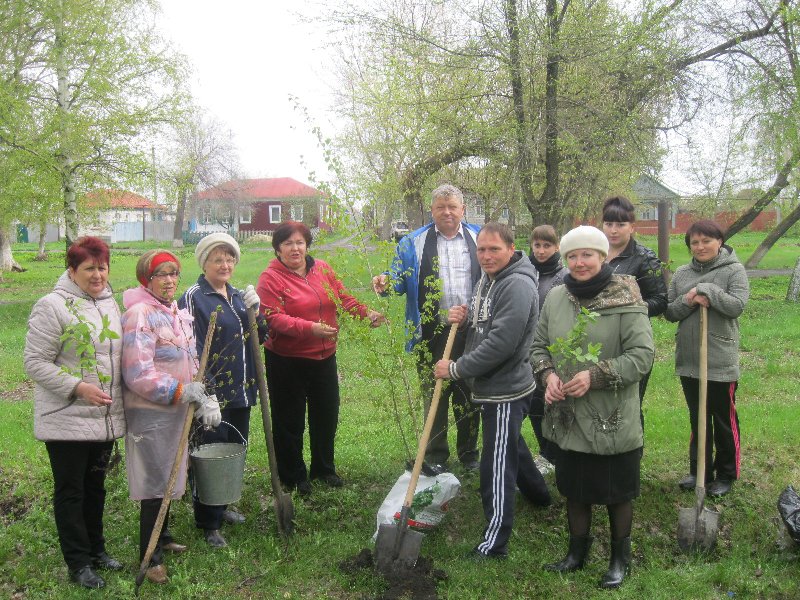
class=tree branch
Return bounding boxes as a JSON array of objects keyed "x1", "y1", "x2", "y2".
[
  {"x1": 725, "y1": 150, "x2": 800, "y2": 239},
  {"x1": 673, "y1": 0, "x2": 788, "y2": 70}
]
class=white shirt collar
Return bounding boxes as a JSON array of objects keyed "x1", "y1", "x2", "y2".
[{"x1": 434, "y1": 222, "x2": 464, "y2": 240}]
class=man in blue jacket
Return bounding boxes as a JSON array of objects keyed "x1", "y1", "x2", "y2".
[{"x1": 372, "y1": 184, "x2": 481, "y2": 473}]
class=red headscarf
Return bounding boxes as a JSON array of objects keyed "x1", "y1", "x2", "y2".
[{"x1": 138, "y1": 252, "x2": 181, "y2": 286}]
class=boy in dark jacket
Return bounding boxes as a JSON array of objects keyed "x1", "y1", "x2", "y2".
[{"x1": 435, "y1": 223, "x2": 550, "y2": 559}]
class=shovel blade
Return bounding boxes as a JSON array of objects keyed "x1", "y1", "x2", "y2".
[
  {"x1": 677, "y1": 506, "x2": 720, "y2": 551},
  {"x1": 274, "y1": 492, "x2": 295, "y2": 537},
  {"x1": 374, "y1": 523, "x2": 424, "y2": 572}
]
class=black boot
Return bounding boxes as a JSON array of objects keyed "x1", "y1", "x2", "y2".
[
  {"x1": 599, "y1": 537, "x2": 631, "y2": 589},
  {"x1": 544, "y1": 535, "x2": 593, "y2": 572}
]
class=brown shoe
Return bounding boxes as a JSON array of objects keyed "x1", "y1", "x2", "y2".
[
  {"x1": 145, "y1": 564, "x2": 168, "y2": 584},
  {"x1": 162, "y1": 541, "x2": 187, "y2": 553}
]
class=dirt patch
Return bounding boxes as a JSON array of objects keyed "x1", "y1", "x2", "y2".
[
  {"x1": 0, "y1": 494, "x2": 30, "y2": 526},
  {"x1": 340, "y1": 549, "x2": 446, "y2": 600},
  {"x1": 0, "y1": 381, "x2": 33, "y2": 402}
]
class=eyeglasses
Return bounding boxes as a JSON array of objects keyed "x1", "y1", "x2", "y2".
[
  {"x1": 210, "y1": 258, "x2": 236, "y2": 267},
  {"x1": 151, "y1": 271, "x2": 181, "y2": 280}
]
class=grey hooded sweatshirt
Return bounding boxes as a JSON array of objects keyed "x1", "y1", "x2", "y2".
[{"x1": 448, "y1": 251, "x2": 539, "y2": 403}]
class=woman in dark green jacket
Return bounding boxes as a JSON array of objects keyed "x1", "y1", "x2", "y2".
[
  {"x1": 665, "y1": 220, "x2": 749, "y2": 498},
  {"x1": 530, "y1": 226, "x2": 654, "y2": 589}
]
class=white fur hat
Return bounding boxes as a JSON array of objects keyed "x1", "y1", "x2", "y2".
[
  {"x1": 195, "y1": 232, "x2": 241, "y2": 268},
  {"x1": 559, "y1": 225, "x2": 609, "y2": 259}
]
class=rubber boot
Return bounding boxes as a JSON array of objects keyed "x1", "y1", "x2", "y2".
[
  {"x1": 599, "y1": 537, "x2": 631, "y2": 589},
  {"x1": 543, "y1": 535, "x2": 593, "y2": 572}
]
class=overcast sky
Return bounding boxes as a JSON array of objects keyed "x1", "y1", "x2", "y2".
[
  {"x1": 155, "y1": 1, "x2": 714, "y2": 198},
  {"x1": 157, "y1": 1, "x2": 335, "y2": 185}
]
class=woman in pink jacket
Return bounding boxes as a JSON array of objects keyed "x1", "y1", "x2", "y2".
[
  {"x1": 121, "y1": 250, "x2": 220, "y2": 585},
  {"x1": 257, "y1": 222, "x2": 384, "y2": 496}
]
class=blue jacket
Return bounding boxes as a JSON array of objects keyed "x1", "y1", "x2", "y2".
[
  {"x1": 384, "y1": 222, "x2": 481, "y2": 351},
  {"x1": 179, "y1": 276, "x2": 268, "y2": 410}
]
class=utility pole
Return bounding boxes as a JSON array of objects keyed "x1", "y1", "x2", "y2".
[
  {"x1": 657, "y1": 199, "x2": 670, "y2": 280},
  {"x1": 152, "y1": 145, "x2": 157, "y2": 203}
]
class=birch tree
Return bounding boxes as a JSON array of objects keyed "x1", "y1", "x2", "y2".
[{"x1": 0, "y1": 0, "x2": 188, "y2": 265}]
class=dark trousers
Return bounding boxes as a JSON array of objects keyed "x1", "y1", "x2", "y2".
[
  {"x1": 415, "y1": 328, "x2": 480, "y2": 465},
  {"x1": 477, "y1": 395, "x2": 550, "y2": 556},
  {"x1": 265, "y1": 349, "x2": 340, "y2": 485},
  {"x1": 45, "y1": 440, "x2": 113, "y2": 572},
  {"x1": 680, "y1": 376, "x2": 741, "y2": 481},
  {"x1": 139, "y1": 499, "x2": 176, "y2": 566},
  {"x1": 528, "y1": 387, "x2": 557, "y2": 463},
  {"x1": 192, "y1": 407, "x2": 251, "y2": 530}
]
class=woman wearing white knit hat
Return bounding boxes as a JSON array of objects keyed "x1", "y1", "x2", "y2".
[
  {"x1": 531, "y1": 224, "x2": 654, "y2": 589},
  {"x1": 178, "y1": 233, "x2": 268, "y2": 549}
]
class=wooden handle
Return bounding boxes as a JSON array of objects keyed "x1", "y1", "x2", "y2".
[
  {"x1": 136, "y1": 311, "x2": 217, "y2": 587},
  {"x1": 402, "y1": 323, "x2": 459, "y2": 509},
  {"x1": 696, "y1": 305, "x2": 709, "y2": 497},
  {"x1": 246, "y1": 306, "x2": 290, "y2": 530}
]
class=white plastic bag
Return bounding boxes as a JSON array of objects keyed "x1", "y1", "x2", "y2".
[{"x1": 373, "y1": 470, "x2": 461, "y2": 540}]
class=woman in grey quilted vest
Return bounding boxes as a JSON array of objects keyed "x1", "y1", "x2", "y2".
[
  {"x1": 665, "y1": 220, "x2": 749, "y2": 498},
  {"x1": 24, "y1": 237, "x2": 125, "y2": 590}
]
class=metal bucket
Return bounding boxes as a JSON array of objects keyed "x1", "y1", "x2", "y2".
[{"x1": 190, "y1": 422, "x2": 247, "y2": 506}]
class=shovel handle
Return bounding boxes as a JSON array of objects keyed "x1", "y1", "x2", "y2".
[
  {"x1": 695, "y1": 306, "x2": 709, "y2": 504},
  {"x1": 135, "y1": 311, "x2": 217, "y2": 588},
  {"x1": 402, "y1": 323, "x2": 459, "y2": 510},
  {"x1": 246, "y1": 305, "x2": 293, "y2": 537}
]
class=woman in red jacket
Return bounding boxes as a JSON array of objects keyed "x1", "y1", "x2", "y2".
[{"x1": 257, "y1": 222, "x2": 385, "y2": 496}]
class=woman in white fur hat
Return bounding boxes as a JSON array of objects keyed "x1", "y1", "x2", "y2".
[
  {"x1": 530, "y1": 225, "x2": 654, "y2": 589},
  {"x1": 178, "y1": 233, "x2": 268, "y2": 549}
]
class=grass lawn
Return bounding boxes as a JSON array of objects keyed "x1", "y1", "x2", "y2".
[{"x1": 0, "y1": 233, "x2": 799, "y2": 598}]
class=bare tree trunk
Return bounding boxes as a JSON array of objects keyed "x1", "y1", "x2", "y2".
[
  {"x1": 380, "y1": 210, "x2": 393, "y2": 241},
  {"x1": 745, "y1": 201, "x2": 800, "y2": 268},
  {"x1": 403, "y1": 190, "x2": 426, "y2": 229},
  {"x1": 787, "y1": 256, "x2": 800, "y2": 302},
  {"x1": 55, "y1": 0, "x2": 78, "y2": 250},
  {"x1": 0, "y1": 225, "x2": 24, "y2": 273},
  {"x1": 36, "y1": 218, "x2": 47, "y2": 260},
  {"x1": 537, "y1": 0, "x2": 562, "y2": 223},
  {"x1": 504, "y1": 0, "x2": 537, "y2": 223},
  {"x1": 172, "y1": 188, "x2": 188, "y2": 248}
]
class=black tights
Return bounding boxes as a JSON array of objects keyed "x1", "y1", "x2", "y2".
[{"x1": 567, "y1": 500, "x2": 632, "y2": 540}]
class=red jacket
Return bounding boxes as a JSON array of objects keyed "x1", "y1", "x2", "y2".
[{"x1": 256, "y1": 257, "x2": 369, "y2": 360}]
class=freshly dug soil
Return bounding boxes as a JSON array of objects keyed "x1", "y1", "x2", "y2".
[{"x1": 339, "y1": 548, "x2": 447, "y2": 600}]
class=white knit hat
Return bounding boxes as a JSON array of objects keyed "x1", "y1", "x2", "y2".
[
  {"x1": 195, "y1": 232, "x2": 241, "y2": 268},
  {"x1": 559, "y1": 225, "x2": 609, "y2": 259}
]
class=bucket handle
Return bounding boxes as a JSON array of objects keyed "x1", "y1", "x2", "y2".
[{"x1": 219, "y1": 420, "x2": 248, "y2": 447}]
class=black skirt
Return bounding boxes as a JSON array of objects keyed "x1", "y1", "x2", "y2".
[{"x1": 554, "y1": 447, "x2": 641, "y2": 505}]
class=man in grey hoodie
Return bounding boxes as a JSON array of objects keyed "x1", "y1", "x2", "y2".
[{"x1": 435, "y1": 223, "x2": 551, "y2": 559}]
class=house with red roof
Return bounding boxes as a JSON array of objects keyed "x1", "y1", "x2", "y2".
[
  {"x1": 192, "y1": 177, "x2": 332, "y2": 234},
  {"x1": 80, "y1": 189, "x2": 173, "y2": 242}
]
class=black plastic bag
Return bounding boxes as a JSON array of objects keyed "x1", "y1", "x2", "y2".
[{"x1": 777, "y1": 485, "x2": 800, "y2": 544}]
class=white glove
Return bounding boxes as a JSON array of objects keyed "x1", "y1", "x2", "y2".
[
  {"x1": 242, "y1": 285, "x2": 260, "y2": 310},
  {"x1": 181, "y1": 381, "x2": 208, "y2": 405},
  {"x1": 194, "y1": 394, "x2": 222, "y2": 427}
]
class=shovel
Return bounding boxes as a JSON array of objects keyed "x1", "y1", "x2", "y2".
[
  {"x1": 246, "y1": 305, "x2": 295, "y2": 537},
  {"x1": 374, "y1": 322, "x2": 459, "y2": 572},
  {"x1": 678, "y1": 305, "x2": 720, "y2": 551},
  {"x1": 135, "y1": 311, "x2": 217, "y2": 592}
]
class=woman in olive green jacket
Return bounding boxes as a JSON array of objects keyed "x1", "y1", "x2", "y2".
[{"x1": 530, "y1": 226, "x2": 654, "y2": 590}]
